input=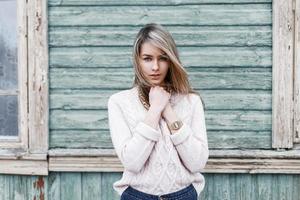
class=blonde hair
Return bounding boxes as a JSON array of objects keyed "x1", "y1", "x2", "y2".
[{"x1": 132, "y1": 23, "x2": 205, "y2": 109}]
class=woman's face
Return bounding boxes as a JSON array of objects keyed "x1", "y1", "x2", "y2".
[{"x1": 139, "y1": 42, "x2": 169, "y2": 86}]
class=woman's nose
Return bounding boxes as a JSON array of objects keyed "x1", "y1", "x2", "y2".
[{"x1": 152, "y1": 60, "x2": 159, "y2": 71}]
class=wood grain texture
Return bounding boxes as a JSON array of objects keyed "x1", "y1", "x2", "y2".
[
  {"x1": 49, "y1": 26, "x2": 272, "y2": 47},
  {"x1": 48, "y1": 4, "x2": 271, "y2": 26},
  {"x1": 48, "y1": 0, "x2": 272, "y2": 6},
  {"x1": 1, "y1": 173, "x2": 299, "y2": 200},
  {"x1": 294, "y1": 0, "x2": 300, "y2": 143},
  {"x1": 27, "y1": 0, "x2": 49, "y2": 154},
  {"x1": 48, "y1": 1, "x2": 274, "y2": 154},
  {"x1": 0, "y1": 160, "x2": 48, "y2": 175},
  {"x1": 47, "y1": 148, "x2": 300, "y2": 159},
  {"x1": 48, "y1": 154, "x2": 300, "y2": 174},
  {"x1": 50, "y1": 89, "x2": 271, "y2": 110},
  {"x1": 49, "y1": 129, "x2": 271, "y2": 149},
  {"x1": 49, "y1": 68, "x2": 272, "y2": 90},
  {"x1": 49, "y1": 46, "x2": 272, "y2": 68},
  {"x1": 49, "y1": 109, "x2": 271, "y2": 130},
  {"x1": 272, "y1": 0, "x2": 294, "y2": 148}
]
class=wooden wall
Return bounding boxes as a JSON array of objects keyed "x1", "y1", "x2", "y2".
[
  {"x1": 26, "y1": 0, "x2": 289, "y2": 200},
  {"x1": 1, "y1": 173, "x2": 300, "y2": 200},
  {"x1": 48, "y1": 0, "x2": 273, "y2": 150}
]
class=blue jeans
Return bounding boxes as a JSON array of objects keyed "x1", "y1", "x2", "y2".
[{"x1": 120, "y1": 184, "x2": 198, "y2": 200}]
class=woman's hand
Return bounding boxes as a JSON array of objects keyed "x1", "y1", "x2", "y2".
[{"x1": 149, "y1": 86, "x2": 171, "y2": 113}]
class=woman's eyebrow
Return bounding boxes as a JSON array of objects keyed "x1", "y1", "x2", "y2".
[
  {"x1": 142, "y1": 53, "x2": 167, "y2": 57},
  {"x1": 141, "y1": 54, "x2": 152, "y2": 57}
]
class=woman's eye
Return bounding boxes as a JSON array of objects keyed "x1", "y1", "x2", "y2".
[
  {"x1": 160, "y1": 57, "x2": 168, "y2": 61},
  {"x1": 143, "y1": 57, "x2": 151, "y2": 61}
]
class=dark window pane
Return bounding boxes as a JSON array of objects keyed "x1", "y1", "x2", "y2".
[
  {"x1": 0, "y1": 95, "x2": 18, "y2": 136},
  {"x1": 0, "y1": 0, "x2": 18, "y2": 90}
]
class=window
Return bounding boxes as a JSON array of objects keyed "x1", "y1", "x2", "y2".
[{"x1": 0, "y1": 0, "x2": 48, "y2": 175}]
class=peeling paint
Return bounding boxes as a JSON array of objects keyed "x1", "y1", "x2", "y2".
[{"x1": 33, "y1": 176, "x2": 45, "y2": 200}]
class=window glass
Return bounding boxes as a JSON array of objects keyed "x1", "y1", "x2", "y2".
[{"x1": 0, "y1": 0, "x2": 18, "y2": 137}]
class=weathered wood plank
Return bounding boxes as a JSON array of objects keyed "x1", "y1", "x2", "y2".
[
  {"x1": 60, "y1": 173, "x2": 81, "y2": 200},
  {"x1": 82, "y1": 173, "x2": 101, "y2": 200},
  {"x1": 101, "y1": 173, "x2": 121, "y2": 200},
  {"x1": 48, "y1": 0, "x2": 272, "y2": 6},
  {"x1": 213, "y1": 174, "x2": 230, "y2": 199},
  {"x1": 50, "y1": 89, "x2": 271, "y2": 110},
  {"x1": 49, "y1": 68, "x2": 272, "y2": 90},
  {"x1": 49, "y1": 26, "x2": 272, "y2": 47},
  {"x1": 272, "y1": 0, "x2": 294, "y2": 148},
  {"x1": 48, "y1": 4, "x2": 271, "y2": 26},
  {"x1": 30, "y1": 176, "x2": 47, "y2": 200},
  {"x1": 208, "y1": 131, "x2": 271, "y2": 149},
  {"x1": 50, "y1": 130, "x2": 112, "y2": 149},
  {"x1": 16, "y1": 0, "x2": 29, "y2": 151},
  {"x1": 278, "y1": 175, "x2": 293, "y2": 200},
  {"x1": 13, "y1": 176, "x2": 28, "y2": 200},
  {"x1": 257, "y1": 175, "x2": 272, "y2": 200},
  {"x1": 27, "y1": 0, "x2": 49, "y2": 154},
  {"x1": 294, "y1": 0, "x2": 300, "y2": 143},
  {"x1": 50, "y1": 110, "x2": 271, "y2": 130},
  {"x1": 0, "y1": 175, "x2": 9, "y2": 200},
  {"x1": 0, "y1": 160, "x2": 48, "y2": 175},
  {"x1": 48, "y1": 155, "x2": 300, "y2": 174},
  {"x1": 48, "y1": 148, "x2": 300, "y2": 159},
  {"x1": 49, "y1": 46, "x2": 272, "y2": 68},
  {"x1": 292, "y1": 174, "x2": 300, "y2": 199},
  {"x1": 49, "y1": 130, "x2": 271, "y2": 149},
  {"x1": 2, "y1": 173, "x2": 299, "y2": 200},
  {"x1": 48, "y1": 172, "x2": 60, "y2": 200}
]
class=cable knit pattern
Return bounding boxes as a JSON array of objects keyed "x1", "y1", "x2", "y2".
[{"x1": 107, "y1": 86, "x2": 209, "y2": 197}]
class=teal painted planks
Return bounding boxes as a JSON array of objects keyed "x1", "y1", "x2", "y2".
[
  {"x1": 48, "y1": 0, "x2": 273, "y2": 150},
  {"x1": 0, "y1": 175, "x2": 47, "y2": 200},
  {"x1": 49, "y1": 46, "x2": 272, "y2": 68},
  {"x1": 48, "y1": 0, "x2": 272, "y2": 6},
  {"x1": 50, "y1": 130, "x2": 112, "y2": 149},
  {"x1": 82, "y1": 173, "x2": 102, "y2": 200},
  {"x1": 48, "y1": 26, "x2": 272, "y2": 47},
  {"x1": 49, "y1": 129, "x2": 271, "y2": 149},
  {"x1": 49, "y1": 109, "x2": 271, "y2": 130},
  {"x1": 60, "y1": 173, "x2": 81, "y2": 200},
  {"x1": 49, "y1": 68, "x2": 272, "y2": 90},
  {"x1": 48, "y1": 4, "x2": 271, "y2": 26},
  {"x1": 1, "y1": 173, "x2": 299, "y2": 200},
  {"x1": 49, "y1": 89, "x2": 272, "y2": 110}
]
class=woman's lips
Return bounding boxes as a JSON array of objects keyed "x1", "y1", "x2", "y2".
[{"x1": 150, "y1": 74, "x2": 160, "y2": 79}]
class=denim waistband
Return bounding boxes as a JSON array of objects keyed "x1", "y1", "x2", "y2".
[{"x1": 124, "y1": 184, "x2": 195, "y2": 200}]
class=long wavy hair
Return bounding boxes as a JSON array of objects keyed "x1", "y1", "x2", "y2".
[{"x1": 132, "y1": 23, "x2": 205, "y2": 110}]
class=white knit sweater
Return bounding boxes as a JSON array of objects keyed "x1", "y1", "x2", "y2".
[{"x1": 107, "y1": 86, "x2": 209, "y2": 197}]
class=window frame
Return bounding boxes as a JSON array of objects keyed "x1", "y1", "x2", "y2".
[
  {"x1": 272, "y1": 0, "x2": 297, "y2": 148},
  {"x1": 294, "y1": 0, "x2": 300, "y2": 143},
  {"x1": 0, "y1": 0, "x2": 48, "y2": 175},
  {"x1": 0, "y1": 0, "x2": 28, "y2": 149}
]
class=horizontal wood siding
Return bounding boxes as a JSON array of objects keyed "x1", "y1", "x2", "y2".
[
  {"x1": 48, "y1": 1, "x2": 272, "y2": 150},
  {"x1": 1, "y1": 173, "x2": 300, "y2": 200}
]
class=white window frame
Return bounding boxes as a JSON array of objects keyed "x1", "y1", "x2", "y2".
[
  {"x1": 294, "y1": 0, "x2": 300, "y2": 143},
  {"x1": 0, "y1": 0, "x2": 48, "y2": 175},
  {"x1": 272, "y1": 0, "x2": 299, "y2": 148}
]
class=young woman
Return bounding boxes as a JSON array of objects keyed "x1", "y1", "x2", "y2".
[{"x1": 108, "y1": 23, "x2": 209, "y2": 200}]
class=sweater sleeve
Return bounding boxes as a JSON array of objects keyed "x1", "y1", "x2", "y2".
[
  {"x1": 169, "y1": 96, "x2": 209, "y2": 173},
  {"x1": 107, "y1": 96, "x2": 161, "y2": 174}
]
